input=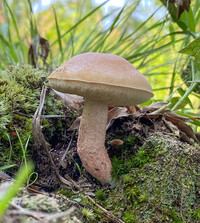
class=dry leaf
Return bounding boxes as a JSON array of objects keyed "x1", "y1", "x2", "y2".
[
  {"x1": 126, "y1": 105, "x2": 138, "y2": 114},
  {"x1": 164, "y1": 114, "x2": 199, "y2": 143},
  {"x1": 141, "y1": 102, "x2": 168, "y2": 112},
  {"x1": 28, "y1": 35, "x2": 50, "y2": 68},
  {"x1": 107, "y1": 107, "x2": 130, "y2": 129},
  {"x1": 0, "y1": 171, "x2": 12, "y2": 181},
  {"x1": 67, "y1": 116, "x2": 81, "y2": 131},
  {"x1": 165, "y1": 110, "x2": 192, "y2": 122},
  {"x1": 162, "y1": 117, "x2": 180, "y2": 136},
  {"x1": 53, "y1": 90, "x2": 84, "y2": 112},
  {"x1": 108, "y1": 107, "x2": 129, "y2": 122}
]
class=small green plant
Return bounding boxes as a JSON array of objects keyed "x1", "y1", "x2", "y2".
[
  {"x1": 122, "y1": 212, "x2": 136, "y2": 223},
  {"x1": 122, "y1": 174, "x2": 132, "y2": 185},
  {"x1": 82, "y1": 208, "x2": 95, "y2": 220},
  {"x1": 131, "y1": 149, "x2": 151, "y2": 167},
  {"x1": 15, "y1": 129, "x2": 30, "y2": 175},
  {"x1": 0, "y1": 162, "x2": 34, "y2": 218},
  {"x1": 95, "y1": 189, "x2": 108, "y2": 201},
  {"x1": 138, "y1": 191, "x2": 148, "y2": 203},
  {"x1": 192, "y1": 208, "x2": 200, "y2": 221},
  {"x1": 126, "y1": 187, "x2": 139, "y2": 203},
  {"x1": 111, "y1": 156, "x2": 126, "y2": 179},
  {"x1": 59, "y1": 189, "x2": 75, "y2": 198},
  {"x1": 171, "y1": 209, "x2": 183, "y2": 223}
]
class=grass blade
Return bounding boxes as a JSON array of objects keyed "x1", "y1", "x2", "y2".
[
  {"x1": 51, "y1": 0, "x2": 109, "y2": 46},
  {"x1": 0, "y1": 162, "x2": 34, "y2": 218},
  {"x1": 53, "y1": 6, "x2": 63, "y2": 57}
]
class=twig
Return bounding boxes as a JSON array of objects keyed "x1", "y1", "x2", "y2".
[
  {"x1": 86, "y1": 195, "x2": 124, "y2": 223},
  {"x1": 32, "y1": 86, "x2": 81, "y2": 193},
  {"x1": 10, "y1": 203, "x2": 76, "y2": 222},
  {"x1": 40, "y1": 114, "x2": 67, "y2": 118},
  {"x1": 150, "y1": 103, "x2": 171, "y2": 115},
  {"x1": 40, "y1": 206, "x2": 76, "y2": 222},
  {"x1": 13, "y1": 111, "x2": 32, "y2": 118},
  {"x1": 11, "y1": 203, "x2": 41, "y2": 220},
  {"x1": 59, "y1": 130, "x2": 75, "y2": 166}
]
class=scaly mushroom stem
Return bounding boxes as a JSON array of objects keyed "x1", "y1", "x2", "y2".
[{"x1": 77, "y1": 100, "x2": 112, "y2": 184}]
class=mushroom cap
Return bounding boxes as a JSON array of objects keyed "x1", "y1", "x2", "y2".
[{"x1": 48, "y1": 52, "x2": 153, "y2": 106}]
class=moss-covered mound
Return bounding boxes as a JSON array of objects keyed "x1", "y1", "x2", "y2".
[
  {"x1": 96, "y1": 134, "x2": 200, "y2": 223},
  {"x1": 0, "y1": 65, "x2": 75, "y2": 169}
]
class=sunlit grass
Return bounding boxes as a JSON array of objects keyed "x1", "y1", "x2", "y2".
[{"x1": 0, "y1": 0, "x2": 199, "y2": 130}]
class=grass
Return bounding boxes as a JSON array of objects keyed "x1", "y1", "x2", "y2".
[{"x1": 0, "y1": 162, "x2": 34, "y2": 218}]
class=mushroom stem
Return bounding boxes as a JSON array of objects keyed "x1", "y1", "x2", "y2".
[{"x1": 77, "y1": 99, "x2": 112, "y2": 184}]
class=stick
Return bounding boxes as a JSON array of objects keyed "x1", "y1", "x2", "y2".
[{"x1": 32, "y1": 86, "x2": 81, "y2": 193}]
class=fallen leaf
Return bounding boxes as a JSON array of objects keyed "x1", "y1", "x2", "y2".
[
  {"x1": 67, "y1": 116, "x2": 81, "y2": 131},
  {"x1": 165, "y1": 110, "x2": 192, "y2": 122},
  {"x1": 28, "y1": 35, "x2": 50, "y2": 68},
  {"x1": 108, "y1": 107, "x2": 129, "y2": 122},
  {"x1": 53, "y1": 90, "x2": 84, "y2": 112},
  {"x1": 107, "y1": 107, "x2": 130, "y2": 130},
  {"x1": 0, "y1": 171, "x2": 13, "y2": 181},
  {"x1": 141, "y1": 102, "x2": 168, "y2": 112},
  {"x1": 164, "y1": 114, "x2": 199, "y2": 143},
  {"x1": 162, "y1": 117, "x2": 180, "y2": 136}
]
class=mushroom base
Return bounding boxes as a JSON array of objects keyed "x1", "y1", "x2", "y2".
[{"x1": 77, "y1": 100, "x2": 112, "y2": 184}]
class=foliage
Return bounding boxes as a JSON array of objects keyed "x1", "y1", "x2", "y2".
[{"x1": 179, "y1": 37, "x2": 200, "y2": 71}]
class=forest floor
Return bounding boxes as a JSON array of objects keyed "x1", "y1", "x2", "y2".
[{"x1": 0, "y1": 65, "x2": 200, "y2": 223}]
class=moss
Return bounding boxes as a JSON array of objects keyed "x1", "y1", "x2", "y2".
[
  {"x1": 122, "y1": 212, "x2": 137, "y2": 223},
  {"x1": 96, "y1": 134, "x2": 200, "y2": 223},
  {"x1": 21, "y1": 194, "x2": 61, "y2": 213},
  {"x1": 111, "y1": 133, "x2": 158, "y2": 180},
  {"x1": 59, "y1": 189, "x2": 75, "y2": 198},
  {"x1": 0, "y1": 65, "x2": 74, "y2": 169}
]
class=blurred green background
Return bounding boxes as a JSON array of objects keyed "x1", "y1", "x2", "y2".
[{"x1": 0, "y1": 0, "x2": 199, "y2": 129}]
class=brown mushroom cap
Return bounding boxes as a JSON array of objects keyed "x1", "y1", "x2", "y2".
[{"x1": 48, "y1": 52, "x2": 153, "y2": 106}]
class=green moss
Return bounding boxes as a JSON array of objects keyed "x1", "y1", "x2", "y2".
[
  {"x1": 95, "y1": 189, "x2": 109, "y2": 201},
  {"x1": 122, "y1": 212, "x2": 137, "y2": 223},
  {"x1": 0, "y1": 101, "x2": 11, "y2": 133},
  {"x1": 192, "y1": 208, "x2": 200, "y2": 221},
  {"x1": 0, "y1": 65, "x2": 74, "y2": 168},
  {"x1": 97, "y1": 134, "x2": 200, "y2": 222},
  {"x1": 111, "y1": 134, "x2": 158, "y2": 180},
  {"x1": 59, "y1": 189, "x2": 75, "y2": 198}
]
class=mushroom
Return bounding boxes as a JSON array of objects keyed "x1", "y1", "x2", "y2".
[
  {"x1": 110, "y1": 139, "x2": 124, "y2": 149},
  {"x1": 48, "y1": 52, "x2": 153, "y2": 184}
]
